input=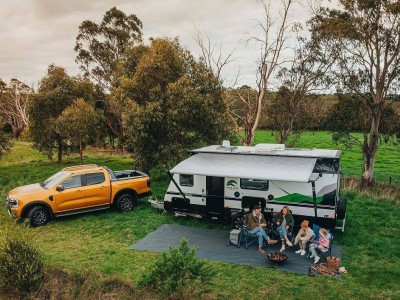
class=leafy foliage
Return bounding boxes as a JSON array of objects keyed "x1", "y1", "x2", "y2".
[
  {"x1": 328, "y1": 93, "x2": 400, "y2": 148},
  {"x1": 75, "y1": 7, "x2": 144, "y2": 148},
  {"x1": 56, "y1": 98, "x2": 99, "y2": 164},
  {"x1": 0, "y1": 222, "x2": 44, "y2": 295},
  {"x1": 75, "y1": 7, "x2": 143, "y2": 90},
  {"x1": 310, "y1": 0, "x2": 400, "y2": 184},
  {"x1": 0, "y1": 117, "x2": 12, "y2": 159},
  {"x1": 28, "y1": 65, "x2": 96, "y2": 163},
  {"x1": 122, "y1": 38, "x2": 232, "y2": 171},
  {"x1": 138, "y1": 239, "x2": 215, "y2": 298}
]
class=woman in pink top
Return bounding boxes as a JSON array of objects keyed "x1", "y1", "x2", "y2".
[{"x1": 309, "y1": 228, "x2": 330, "y2": 264}]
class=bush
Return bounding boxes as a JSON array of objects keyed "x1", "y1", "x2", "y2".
[
  {"x1": 0, "y1": 222, "x2": 44, "y2": 295},
  {"x1": 138, "y1": 239, "x2": 215, "y2": 299}
]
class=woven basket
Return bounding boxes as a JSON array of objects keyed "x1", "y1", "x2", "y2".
[{"x1": 327, "y1": 256, "x2": 340, "y2": 270}]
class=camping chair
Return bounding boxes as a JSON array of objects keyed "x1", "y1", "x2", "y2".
[
  {"x1": 270, "y1": 223, "x2": 294, "y2": 244},
  {"x1": 308, "y1": 231, "x2": 334, "y2": 263},
  {"x1": 242, "y1": 214, "x2": 266, "y2": 249}
]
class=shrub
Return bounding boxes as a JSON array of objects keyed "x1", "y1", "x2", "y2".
[
  {"x1": 0, "y1": 222, "x2": 44, "y2": 295},
  {"x1": 138, "y1": 238, "x2": 215, "y2": 299}
]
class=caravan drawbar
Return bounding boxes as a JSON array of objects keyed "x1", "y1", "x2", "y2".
[{"x1": 158, "y1": 143, "x2": 347, "y2": 231}]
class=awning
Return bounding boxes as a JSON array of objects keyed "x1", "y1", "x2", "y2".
[{"x1": 170, "y1": 153, "x2": 317, "y2": 182}]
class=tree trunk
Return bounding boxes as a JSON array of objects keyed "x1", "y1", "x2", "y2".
[
  {"x1": 362, "y1": 111, "x2": 381, "y2": 186},
  {"x1": 79, "y1": 138, "x2": 83, "y2": 165},
  {"x1": 57, "y1": 139, "x2": 63, "y2": 164}
]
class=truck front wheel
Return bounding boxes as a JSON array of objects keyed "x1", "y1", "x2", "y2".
[
  {"x1": 116, "y1": 193, "x2": 137, "y2": 212},
  {"x1": 28, "y1": 206, "x2": 50, "y2": 227}
]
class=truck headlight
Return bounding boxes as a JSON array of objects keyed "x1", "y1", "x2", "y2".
[{"x1": 7, "y1": 197, "x2": 19, "y2": 208}]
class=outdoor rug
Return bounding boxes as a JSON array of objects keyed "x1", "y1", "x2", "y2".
[{"x1": 129, "y1": 224, "x2": 343, "y2": 275}]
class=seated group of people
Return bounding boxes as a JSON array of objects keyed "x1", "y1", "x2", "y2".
[{"x1": 247, "y1": 205, "x2": 331, "y2": 264}]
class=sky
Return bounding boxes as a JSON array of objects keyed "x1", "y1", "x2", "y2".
[{"x1": 0, "y1": 0, "x2": 329, "y2": 88}]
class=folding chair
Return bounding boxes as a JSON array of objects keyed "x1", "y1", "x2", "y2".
[
  {"x1": 270, "y1": 223, "x2": 294, "y2": 244},
  {"x1": 317, "y1": 234, "x2": 334, "y2": 262},
  {"x1": 242, "y1": 214, "x2": 269, "y2": 249},
  {"x1": 308, "y1": 231, "x2": 334, "y2": 262}
]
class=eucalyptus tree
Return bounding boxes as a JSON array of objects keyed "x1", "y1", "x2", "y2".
[
  {"x1": 310, "y1": 0, "x2": 400, "y2": 185},
  {"x1": 75, "y1": 7, "x2": 143, "y2": 148},
  {"x1": 0, "y1": 78, "x2": 31, "y2": 138},
  {"x1": 29, "y1": 65, "x2": 95, "y2": 163},
  {"x1": 56, "y1": 99, "x2": 99, "y2": 165},
  {"x1": 122, "y1": 38, "x2": 232, "y2": 172}
]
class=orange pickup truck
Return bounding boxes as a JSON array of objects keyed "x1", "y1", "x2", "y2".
[{"x1": 6, "y1": 164, "x2": 151, "y2": 226}]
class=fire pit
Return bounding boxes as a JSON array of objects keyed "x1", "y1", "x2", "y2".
[{"x1": 267, "y1": 252, "x2": 288, "y2": 265}]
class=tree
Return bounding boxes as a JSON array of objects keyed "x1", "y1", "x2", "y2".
[
  {"x1": 75, "y1": 7, "x2": 143, "y2": 148},
  {"x1": 242, "y1": 0, "x2": 294, "y2": 145},
  {"x1": 57, "y1": 99, "x2": 99, "y2": 165},
  {"x1": 268, "y1": 38, "x2": 333, "y2": 146},
  {"x1": 29, "y1": 65, "x2": 95, "y2": 163},
  {"x1": 75, "y1": 7, "x2": 143, "y2": 90},
  {"x1": 0, "y1": 117, "x2": 12, "y2": 159},
  {"x1": 122, "y1": 38, "x2": 232, "y2": 172},
  {"x1": 0, "y1": 78, "x2": 31, "y2": 138},
  {"x1": 310, "y1": 0, "x2": 400, "y2": 185}
]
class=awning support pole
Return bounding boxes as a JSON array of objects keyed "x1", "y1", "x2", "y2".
[
  {"x1": 312, "y1": 181, "x2": 318, "y2": 220},
  {"x1": 167, "y1": 170, "x2": 190, "y2": 202}
]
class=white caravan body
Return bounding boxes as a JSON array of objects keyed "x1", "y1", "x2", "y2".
[{"x1": 163, "y1": 144, "x2": 346, "y2": 230}]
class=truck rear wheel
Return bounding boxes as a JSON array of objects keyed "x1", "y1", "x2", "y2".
[
  {"x1": 116, "y1": 193, "x2": 137, "y2": 212},
  {"x1": 28, "y1": 206, "x2": 50, "y2": 227}
]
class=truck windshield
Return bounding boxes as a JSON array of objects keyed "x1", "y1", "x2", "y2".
[{"x1": 41, "y1": 171, "x2": 67, "y2": 189}]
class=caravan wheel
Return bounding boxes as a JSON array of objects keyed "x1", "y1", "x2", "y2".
[
  {"x1": 230, "y1": 213, "x2": 245, "y2": 230},
  {"x1": 337, "y1": 197, "x2": 347, "y2": 220}
]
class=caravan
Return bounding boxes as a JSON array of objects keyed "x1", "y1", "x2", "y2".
[{"x1": 154, "y1": 143, "x2": 347, "y2": 231}]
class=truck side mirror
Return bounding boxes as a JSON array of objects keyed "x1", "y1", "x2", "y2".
[{"x1": 56, "y1": 185, "x2": 64, "y2": 192}]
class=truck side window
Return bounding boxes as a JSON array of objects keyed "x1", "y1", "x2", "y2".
[
  {"x1": 61, "y1": 175, "x2": 82, "y2": 189},
  {"x1": 240, "y1": 178, "x2": 269, "y2": 191},
  {"x1": 179, "y1": 174, "x2": 193, "y2": 187},
  {"x1": 86, "y1": 173, "x2": 105, "y2": 185}
]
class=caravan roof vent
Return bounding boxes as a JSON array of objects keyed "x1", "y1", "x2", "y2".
[
  {"x1": 254, "y1": 144, "x2": 285, "y2": 152},
  {"x1": 216, "y1": 145, "x2": 238, "y2": 152}
]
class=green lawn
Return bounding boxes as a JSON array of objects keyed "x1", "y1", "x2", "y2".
[{"x1": 0, "y1": 136, "x2": 399, "y2": 299}]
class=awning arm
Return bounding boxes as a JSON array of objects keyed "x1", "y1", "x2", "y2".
[
  {"x1": 311, "y1": 181, "x2": 318, "y2": 221},
  {"x1": 166, "y1": 170, "x2": 190, "y2": 202}
]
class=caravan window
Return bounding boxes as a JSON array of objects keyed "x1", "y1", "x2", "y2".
[
  {"x1": 240, "y1": 178, "x2": 269, "y2": 191},
  {"x1": 179, "y1": 174, "x2": 193, "y2": 187}
]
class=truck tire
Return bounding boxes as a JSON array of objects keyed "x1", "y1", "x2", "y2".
[
  {"x1": 230, "y1": 213, "x2": 245, "y2": 230},
  {"x1": 28, "y1": 206, "x2": 50, "y2": 227},
  {"x1": 337, "y1": 197, "x2": 347, "y2": 220},
  {"x1": 116, "y1": 193, "x2": 137, "y2": 212}
]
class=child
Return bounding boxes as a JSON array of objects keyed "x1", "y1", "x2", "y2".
[
  {"x1": 294, "y1": 220, "x2": 314, "y2": 255},
  {"x1": 309, "y1": 228, "x2": 330, "y2": 264}
]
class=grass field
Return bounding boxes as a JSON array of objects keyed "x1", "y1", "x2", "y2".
[{"x1": 0, "y1": 133, "x2": 399, "y2": 299}]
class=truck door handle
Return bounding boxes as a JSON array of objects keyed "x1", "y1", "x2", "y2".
[
  {"x1": 77, "y1": 189, "x2": 84, "y2": 192},
  {"x1": 100, "y1": 186, "x2": 107, "y2": 189}
]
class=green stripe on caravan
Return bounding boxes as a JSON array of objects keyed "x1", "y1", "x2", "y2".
[{"x1": 274, "y1": 193, "x2": 324, "y2": 203}]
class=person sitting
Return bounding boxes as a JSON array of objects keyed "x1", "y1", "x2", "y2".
[
  {"x1": 273, "y1": 205, "x2": 294, "y2": 252},
  {"x1": 247, "y1": 205, "x2": 277, "y2": 254},
  {"x1": 294, "y1": 220, "x2": 314, "y2": 255},
  {"x1": 309, "y1": 227, "x2": 331, "y2": 264}
]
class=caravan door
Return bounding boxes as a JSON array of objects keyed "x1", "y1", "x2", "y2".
[{"x1": 206, "y1": 176, "x2": 224, "y2": 218}]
